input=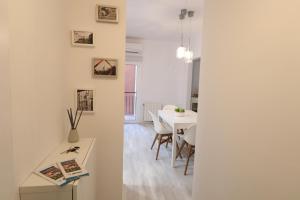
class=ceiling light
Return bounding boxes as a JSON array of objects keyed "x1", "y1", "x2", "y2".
[
  {"x1": 184, "y1": 10, "x2": 194, "y2": 64},
  {"x1": 184, "y1": 50, "x2": 193, "y2": 63},
  {"x1": 176, "y1": 9, "x2": 195, "y2": 63},
  {"x1": 176, "y1": 46, "x2": 186, "y2": 59},
  {"x1": 176, "y1": 11, "x2": 186, "y2": 59}
]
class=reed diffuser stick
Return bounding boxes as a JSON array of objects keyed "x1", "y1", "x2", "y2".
[
  {"x1": 67, "y1": 107, "x2": 83, "y2": 130},
  {"x1": 75, "y1": 109, "x2": 83, "y2": 129},
  {"x1": 74, "y1": 108, "x2": 78, "y2": 125},
  {"x1": 67, "y1": 109, "x2": 73, "y2": 128},
  {"x1": 70, "y1": 108, "x2": 74, "y2": 128}
]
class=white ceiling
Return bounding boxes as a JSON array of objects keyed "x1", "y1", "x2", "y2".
[{"x1": 126, "y1": 0, "x2": 203, "y2": 41}]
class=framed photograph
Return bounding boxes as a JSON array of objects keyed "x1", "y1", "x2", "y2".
[
  {"x1": 76, "y1": 89, "x2": 94, "y2": 113},
  {"x1": 93, "y1": 58, "x2": 118, "y2": 78},
  {"x1": 71, "y1": 30, "x2": 94, "y2": 47},
  {"x1": 96, "y1": 5, "x2": 118, "y2": 23}
]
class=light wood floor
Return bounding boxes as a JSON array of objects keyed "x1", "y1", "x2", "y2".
[{"x1": 123, "y1": 123, "x2": 193, "y2": 200}]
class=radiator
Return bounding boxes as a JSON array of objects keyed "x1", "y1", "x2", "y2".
[{"x1": 143, "y1": 102, "x2": 163, "y2": 121}]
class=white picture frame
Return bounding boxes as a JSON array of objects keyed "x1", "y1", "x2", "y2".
[
  {"x1": 75, "y1": 89, "x2": 95, "y2": 113},
  {"x1": 71, "y1": 30, "x2": 94, "y2": 47},
  {"x1": 96, "y1": 5, "x2": 119, "y2": 23}
]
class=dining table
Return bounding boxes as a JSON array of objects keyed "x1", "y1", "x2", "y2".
[{"x1": 158, "y1": 109, "x2": 197, "y2": 167}]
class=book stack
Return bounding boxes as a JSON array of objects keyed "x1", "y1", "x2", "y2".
[{"x1": 34, "y1": 158, "x2": 89, "y2": 186}]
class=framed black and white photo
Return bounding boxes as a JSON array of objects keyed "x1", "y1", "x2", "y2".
[
  {"x1": 93, "y1": 58, "x2": 118, "y2": 78},
  {"x1": 96, "y1": 5, "x2": 118, "y2": 23},
  {"x1": 76, "y1": 89, "x2": 94, "y2": 113},
  {"x1": 71, "y1": 30, "x2": 94, "y2": 47}
]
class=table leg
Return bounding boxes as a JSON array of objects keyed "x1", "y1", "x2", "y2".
[{"x1": 171, "y1": 125, "x2": 177, "y2": 167}]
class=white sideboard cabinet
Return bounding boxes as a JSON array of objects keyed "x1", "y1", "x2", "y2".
[{"x1": 20, "y1": 138, "x2": 96, "y2": 200}]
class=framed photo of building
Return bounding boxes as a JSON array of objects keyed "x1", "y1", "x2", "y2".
[
  {"x1": 96, "y1": 5, "x2": 118, "y2": 23},
  {"x1": 93, "y1": 58, "x2": 118, "y2": 78},
  {"x1": 71, "y1": 30, "x2": 94, "y2": 47},
  {"x1": 76, "y1": 89, "x2": 94, "y2": 113}
]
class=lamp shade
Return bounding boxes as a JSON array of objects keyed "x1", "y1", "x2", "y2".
[
  {"x1": 176, "y1": 46, "x2": 186, "y2": 59},
  {"x1": 184, "y1": 50, "x2": 194, "y2": 63}
]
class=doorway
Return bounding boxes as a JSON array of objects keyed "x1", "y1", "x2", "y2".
[{"x1": 124, "y1": 64, "x2": 137, "y2": 121}]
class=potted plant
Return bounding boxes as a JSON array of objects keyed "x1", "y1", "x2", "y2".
[{"x1": 175, "y1": 107, "x2": 185, "y2": 117}]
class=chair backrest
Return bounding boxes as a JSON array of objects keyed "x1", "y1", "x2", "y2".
[
  {"x1": 163, "y1": 105, "x2": 177, "y2": 111},
  {"x1": 184, "y1": 125, "x2": 197, "y2": 146},
  {"x1": 148, "y1": 111, "x2": 169, "y2": 134}
]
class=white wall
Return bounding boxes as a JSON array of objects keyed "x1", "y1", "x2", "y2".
[
  {"x1": 1, "y1": 1, "x2": 125, "y2": 199},
  {"x1": 127, "y1": 39, "x2": 191, "y2": 122},
  {"x1": 0, "y1": 0, "x2": 14, "y2": 199},
  {"x1": 65, "y1": 0, "x2": 125, "y2": 199},
  {"x1": 4, "y1": 0, "x2": 67, "y2": 199},
  {"x1": 193, "y1": 0, "x2": 300, "y2": 200}
]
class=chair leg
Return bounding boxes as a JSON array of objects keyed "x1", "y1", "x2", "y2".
[
  {"x1": 184, "y1": 144, "x2": 194, "y2": 175},
  {"x1": 156, "y1": 135, "x2": 163, "y2": 160},
  {"x1": 176, "y1": 140, "x2": 186, "y2": 159},
  {"x1": 176, "y1": 142, "x2": 183, "y2": 159},
  {"x1": 151, "y1": 134, "x2": 159, "y2": 150},
  {"x1": 166, "y1": 137, "x2": 169, "y2": 148},
  {"x1": 166, "y1": 136, "x2": 171, "y2": 148}
]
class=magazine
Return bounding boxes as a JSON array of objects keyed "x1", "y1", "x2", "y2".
[
  {"x1": 57, "y1": 158, "x2": 89, "y2": 180},
  {"x1": 34, "y1": 164, "x2": 66, "y2": 186}
]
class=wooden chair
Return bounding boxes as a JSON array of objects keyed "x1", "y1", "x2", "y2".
[
  {"x1": 149, "y1": 111, "x2": 173, "y2": 160},
  {"x1": 176, "y1": 126, "x2": 196, "y2": 175}
]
